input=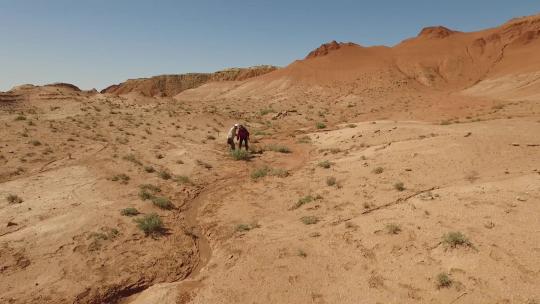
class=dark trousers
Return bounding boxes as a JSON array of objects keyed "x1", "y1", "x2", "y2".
[
  {"x1": 238, "y1": 137, "x2": 249, "y2": 150},
  {"x1": 227, "y1": 138, "x2": 235, "y2": 150}
]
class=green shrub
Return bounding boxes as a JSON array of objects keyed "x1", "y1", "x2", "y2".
[
  {"x1": 140, "y1": 184, "x2": 161, "y2": 193},
  {"x1": 259, "y1": 108, "x2": 275, "y2": 116},
  {"x1": 270, "y1": 168, "x2": 289, "y2": 178},
  {"x1": 235, "y1": 223, "x2": 260, "y2": 232},
  {"x1": 139, "y1": 184, "x2": 161, "y2": 200},
  {"x1": 291, "y1": 195, "x2": 314, "y2": 210},
  {"x1": 372, "y1": 167, "x2": 384, "y2": 174},
  {"x1": 251, "y1": 167, "x2": 289, "y2": 180},
  {"x1": 231, "y1": 149, "x2": 250, "y2": 160},
  {"x1": 266, "y1": 144, "x2": 291, "y2": 153},
  {"x1": 297, "y1": 136, "x2": 312, "y2": 144},
  {"x1": 111, "y1": 173, "x2": 130, "y2": 184},
  {"x1": 174, "y1": 175, "x2": 192, "y2": 185},
  {"x1": 135, "y1": 213, "x2": 164, "y2": 236},
  {"x1": 316, "y1": 122, "x2": 326, "y2": 129},
  {"x1": 300, "y1": 216, "x2": 319, "y2": 225},
  {"x1": 436, "y1": 273, "x2": 452, "y2": 288},
  {"x1": 251, "y1": 167, "x2": 270, "y2": 179},
  {"x1": 158, "y1": 170, "x2": 171, "y2": 180},
  {"x1": 151, "y1": 196, "x2": 173, "y2": 210},
  {"x1": 6, "y1": 194, "x2": 23, "y2": 204},
  {"x1": 385, "y1": 223, "x2": 401, "y2": 234},
  {"x1": 394, "y1": 182, "x2": 405, "y2": 191},
  {"x1": 318, "y1": 160, "x2": 332, "y2": 169},
  {"x1": 326, "y1": 176, "x2": 337, "y2": 186},
  {"x1": 121, "y1": 207, "x2": 139, "y2": 216},
  {"x1": 442, "y1": 231, "x2": 471, "y2": 248},
  {"x1": 123, "y1": 154, "x2": 142, "y2": 166}
]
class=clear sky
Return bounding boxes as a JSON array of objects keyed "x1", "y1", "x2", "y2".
[{"x1": 1, "y1": 0, "x2": 539, "y2": 91}]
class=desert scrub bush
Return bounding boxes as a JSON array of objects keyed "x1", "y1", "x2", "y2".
[
  {"x1": 231, "y1": 149, "x2": 250, "y2": 160},
  {"x1": 251, "y1": 166, "x2": 289, "y2": 180},
  {"x1": 393, "y1": 182, "x2": 405, "y2": 191},
  {"x1": 206, "y1": 135, "x2": 216, "y2": 140},
  {"x1": 251, "y1": 166, "x2": 270, "y2": 179},
  {"x1": 30, "y1": 140, "x2": 42, "y2": 146},
  {"x1": 270, "y1": 168, "x2": 289, "y2": 178},
  {"x1": 372, "y1": 166, "x2": 384, "y2": 174},
  {"x1": 300, "y1": 216, "x2": 319, "y2": 225},
  {"x1": 436, "y1": 273, "x2": 452, "y2": 288},
  {"x1": 316, "y1": 122, "x2": 326, "y2": 129},
  {"x1": 6, "y1": 194, "x2": 23, "y2": 204},
  {"x1": 297, "y1": 249, "x2": 307, "y2": 258},
  {"x1": 266, "y1": 144, "x2": 291, "y2": 153},
  {"x1": 347, "y1": 123, "x2": 357, "y2": 128},
  {"x1": 122, "y1": 154, "x2": 142, "y2": 166},
  {"x1": 121, "y1": 207, "x2": 139, "y2": 216},
  {"x1": 135, "y1": 213, "x2": 164, "y2": 236},
  {"x1": 144, "y1": 165, "x2": 155, "y2": 173},
  {"x1": 151, "y1": 196, "x2": 173, "y2": 210},
  {"x1": 329, "y1": 148, "x2": 341, "y2": 154},
  {"x1": 297, "y1": 135, "x2": 311, "y2": 144},
  {"x1": 440, "y1": 120, "x2": 452, "y2": 125},
  {"x1": 235, "y1": 222, "x2": 260, "y2": 232},
  {"x1": 259, "y1": 108, "x2": 275, "y2": 116},
  {"x1": 139, "y1": 184, "x2": 161, "y2": 200},
  {"x1": 15, "y1": 115, "x2": 26, "y2": 121},
  {"x1": 442, "y1": 231, "x2": 472, "y2": 248},
  {"x1": 290, "y1": 195, "x2": 314, "y2": 210},
  {"x1": 385, "y1": 223, "x2": 401, "y2": 235},
  {"x1": 111, "y1": 173, "x2": 130, "y2": 184},
  {"x1": 158, "y1": 170, "x2": 172, "y2": 180},
  {"x1": 318, "y1": 160, "x2": 332, "y2": 169},
  {"x1": 174, "y1": 175, "x2": 192, "y2": 185},
  {"x1": 326, "y1": 176, "x2": 337, "y2": 186}
]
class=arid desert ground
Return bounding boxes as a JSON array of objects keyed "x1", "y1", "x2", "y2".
[{"x1": 1, "y1": 13, "x2": 540, "y2": 304}]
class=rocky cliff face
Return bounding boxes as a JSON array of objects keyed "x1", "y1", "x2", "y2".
[{"x1": 101, "y1": 65, "x2": 278, "y2": 97}]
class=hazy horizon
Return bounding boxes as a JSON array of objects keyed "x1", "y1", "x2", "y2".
[{"x1": 1, "y1": 0, "x2": 539, "y2": 91}]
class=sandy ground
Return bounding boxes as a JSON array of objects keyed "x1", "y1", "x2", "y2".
[{"x1": 2, "y1": 14, "x2": 540, "y2": 304}]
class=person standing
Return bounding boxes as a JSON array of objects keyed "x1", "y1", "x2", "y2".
[
  {"x1": 237, "y1": 124, "x2": 250, "y2": 151},
  {"x1": 227, "y1": 123, "x2": 238, "y2": 150}
]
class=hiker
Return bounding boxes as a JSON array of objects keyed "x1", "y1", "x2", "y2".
[
  {"x1": 237, "y1": 124, "x2": 250, "y2": 150},
  {"x1": 227, "y1": 123, "x2": 238, "y2": 150}
]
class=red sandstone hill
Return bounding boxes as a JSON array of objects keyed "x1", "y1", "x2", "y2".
[
  {"x1": 101, "y1": 65, "x2": 278, "y2": 97},
  {"x1": 210, "y1": 13, "x2": 540, "y2": 101}
]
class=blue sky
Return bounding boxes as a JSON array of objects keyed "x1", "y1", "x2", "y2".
[{"x1": 1, "y1": 0, "x2": 539, "y2": 91}]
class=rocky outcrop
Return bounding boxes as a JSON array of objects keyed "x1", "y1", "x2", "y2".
[
  {"x1": 417, "y1": 26, "x2": 458, "y2": 39},
  {"x1": 101, "y1": 65, "x2": 278, "y2": 97},
  {"x1": 305, "y1": 41, "x2": 358, "y2": 59}
]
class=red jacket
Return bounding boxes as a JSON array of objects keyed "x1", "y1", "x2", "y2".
[{"x1": 237, "y1": 126, "x2": 249, "y2": 140}]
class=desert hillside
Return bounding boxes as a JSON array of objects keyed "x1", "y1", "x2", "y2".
[
  {"x1": 1, "y1": 13, "x2": 539, "y2": 304},
  {"x1": 101, "y1": 65, "x2": 278, "y2": 97}
]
